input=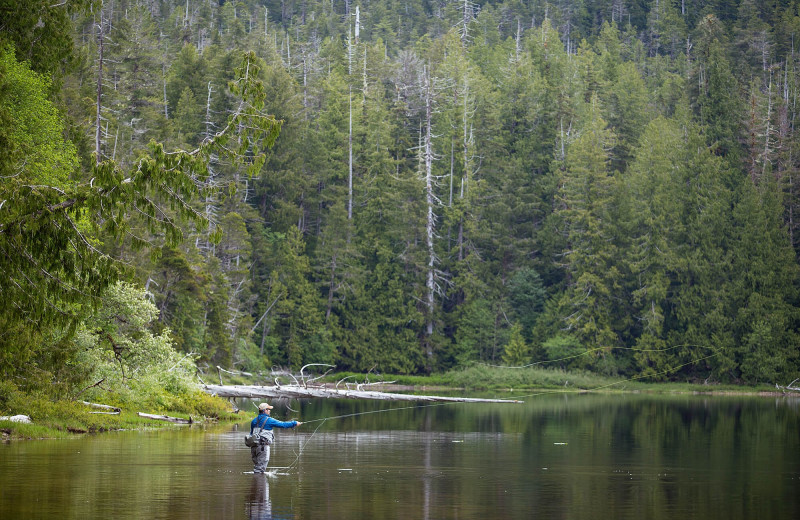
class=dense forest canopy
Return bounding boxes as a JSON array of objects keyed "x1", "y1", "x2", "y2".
[{"x1": 2, "y1": 0, "x2": 800, "y2": 396}]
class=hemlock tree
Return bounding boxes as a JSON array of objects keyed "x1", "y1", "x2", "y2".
[
  {"x1": 0, "y1": 48, "x2": 281, "y2": 384},
  {"x1": 551, "y1": 96, "x2": 626, "y2": 374},
  {"x1": 502, "y1": 322, "x2": 530, "y2": 366},
  {"x1": 0, "y1": 46, "x2": 81, "y2": 380}
]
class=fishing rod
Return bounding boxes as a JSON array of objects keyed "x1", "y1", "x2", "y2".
[{"x1": 301, "y1": 402, "x2": 445, "y2": 424}]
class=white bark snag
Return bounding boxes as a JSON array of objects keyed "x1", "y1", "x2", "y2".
[
  {"x1": 201, "y1": 384, "x2": 523, "y2": 403},
  {"x1": 95, "y1": 18, "x2": 104, "y2": 164},
  {"x1": 459, "y1": 73, "x2": 471, "y2": 261},
  {"x1": 423, "y1": 66, "x2": 436, "y2": 353},
  {"x1": 302, "y1": 53, "x2": 308, "y2": 117},
  {"x1": 201, "y1": 81, "x2": 218, "y2": 253},
  {"x1": 81, "y1": 401, "x2": 121, "y2": 412},
  {"x1": 362, "y1": 43, "x2": 368, "y2": 103},
  {"x1": 137, "y1": 412, "x2": 193, "y2": 424},
  {"x1": 162, "y1": 33, "x2": 169, "y2": 119},
  {"x1": 347, "y1": 25, "x2": 355, "y2": 220},
  {"x1": 348, "y1": 89, "x2": 353, "y2": 219},
  {"x1": 763, "y1": 77, "x2": 773, "y2": 180}
]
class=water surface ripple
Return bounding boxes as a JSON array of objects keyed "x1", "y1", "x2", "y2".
[{"x1": 1, "y1": 394, "x2": 798, "y2": 519}]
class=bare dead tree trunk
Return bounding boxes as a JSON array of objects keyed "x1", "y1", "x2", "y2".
[
  {"x1": 347, "y1": 26, "x2": 355, "y2": 220},
  {"x1": 95, "y1": 18, "x2": 104, "y2": 164},
  {"x1": 201, "y1": 81, "x2": 219, "y2": 255},
  {"x1": 161, "y1": 33, "x2": 169, "y2": 118},
  {"x1": 458, "y1": 74, "x2": 471, "y2": 262},
  {"x1": 302, "y1": 53, "x2": 308, "y2": 117},
  {"x1": 348, "y1": 88, "x2": 353, "y2": 219},
  {"x1": 763, "y1": 76, "x2": 773, "y2": 180},
  {"x1": 362, "y1": 43, "x2": 368, "y2": 104},
  {"x1": 423, "y1": 66, "x2": 436, "y2": 351}
]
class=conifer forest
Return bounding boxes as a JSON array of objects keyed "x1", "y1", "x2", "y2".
[{"x1": 3, "y1": 0, "x2": 800, "y2": 398}]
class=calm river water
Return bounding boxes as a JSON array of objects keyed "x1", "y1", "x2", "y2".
[{"x1": 1, "y1": 393, "x2": 799, "y2": 519}]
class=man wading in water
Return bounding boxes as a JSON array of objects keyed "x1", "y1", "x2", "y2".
[{"x1": 250, "y1": 402, "x2": 302, "y2": 474}]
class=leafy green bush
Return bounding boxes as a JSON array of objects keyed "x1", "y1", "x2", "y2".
[{"x1": 69, "y1": 282, "x2": 203, "y2": 411}]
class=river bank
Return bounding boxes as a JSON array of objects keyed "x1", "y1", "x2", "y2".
[
  {"x1": 315, "y1": 365, "x2": 787, "y2": 396},
  {"x1": 4, "y1": 365, "x2": 794, "y2": 440},
  {"x1": 0, "y1": 385, "x2": 240, "y2": 441}
]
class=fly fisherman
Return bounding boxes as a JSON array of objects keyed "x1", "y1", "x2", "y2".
[{"x1": 250, "y1": 402, "x2": 302, "y2": 474}]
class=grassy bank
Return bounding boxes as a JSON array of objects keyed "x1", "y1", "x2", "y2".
[
  {"x1": 322, "y1": 365, "x2": 778, "y2": 395},
  {"x1": 0, "y1": 383, "x2": 239, "y2": 440}
]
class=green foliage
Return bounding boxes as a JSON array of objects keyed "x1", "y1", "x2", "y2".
[
  {"x1": 175, "y1": 86, "x2": 203, "y2": 145},
  {"x1": 4, "y1": 0, "x2": 800, "y2": 391},
  {"x1": 508, "y1": 268, "x2": 546, "y2": 340},
  {"x1": 440, "y1": 365, "x2": 626, "y2": 392},
  {"x1": 0, "y1": 46, "x2": 85, "y2": 380},
  {"x1": 0, "y1": 378, "x2": 235, "y2": 438},
  {"x1": 543, "y1": 335, "x2": 584, "y2": 370},
  {"x1": 502, "y1": 322, "x2": 531, "y2": 366},
  {"x1": 550, "y1": 99, "x2": 627, "y2": 364},
  {"x1": 0, "y1": 47, "x2": 77, "y2": 185},
  {"x1": 694, "y1": 15, "x2": 744, "y2": 162},
  {"x1": 269, "y1": 227, "x2": 331, "y2": 369},
  {"x1": 0, "y1": 0, "x2": 93, "y2": 76},
  {"x1": 74, "y1": 281, "x2": 197, "y2": 398},
  {"x1": 453, "y1": 298, "x2": 497, "y2": 364}
]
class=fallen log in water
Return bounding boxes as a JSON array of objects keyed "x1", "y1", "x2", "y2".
[
  {"x1": 137, "y1": 412, "x2": 193, "y2": 424},
  {"x1": 201, "y1": 384, "x2": 523, "y2": 404}
]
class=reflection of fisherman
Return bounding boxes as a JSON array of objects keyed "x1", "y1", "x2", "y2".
[
  {"x1": 247, "y1": 474, "x2": 272, "y2": 520},
  {"x1": 250, "y1": 402, "x2": 302, "y2": 474}
]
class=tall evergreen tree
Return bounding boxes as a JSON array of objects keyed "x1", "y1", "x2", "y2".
[{"x1": 550, "y1": 96, "x2": 626, "y2": 374}]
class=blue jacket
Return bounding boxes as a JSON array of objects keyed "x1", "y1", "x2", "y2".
[{"x1": 250, "y1": 412, "x2": 298, "y2": 434}]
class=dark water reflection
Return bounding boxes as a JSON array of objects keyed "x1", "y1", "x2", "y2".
[{"x1": 1, "y1": 394, "x2": 798, "y2": 519}]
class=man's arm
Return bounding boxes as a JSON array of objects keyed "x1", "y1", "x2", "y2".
[{"x1": 266, "y1": 417, "x2": 299, "y2": 428}]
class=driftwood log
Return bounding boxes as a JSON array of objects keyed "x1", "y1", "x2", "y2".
[
  {"x1": 776, "y1": 378, "x2": 800, "y2": 394},
  {"x1": 0, "y1": 415, "x2": 32, "y2": 423},
  {"x1": 201, "y1": 384, "x2": 523, "y2": 404},
  {"x1": 81, "y1": 401, "x2": 121, "y2": 413},
  {"x1": 137, "y1": 412, "x2": 193, "y2": 424}
]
